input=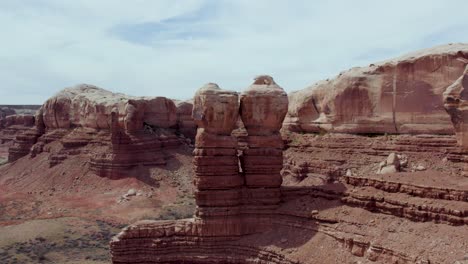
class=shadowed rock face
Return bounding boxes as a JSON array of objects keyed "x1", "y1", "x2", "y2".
[
  {"x1": 286, "y1": 43, "x2": 468, "y2": 134},
  {"x1": 1, "y1": 114, "x2": 38, "y2": 162},
  {"x1": 174, "y1": 100, "x2": 196, "y2": 140},
  {"x1": 444, "y1": 65, "x2": 468, "y2": 149}
]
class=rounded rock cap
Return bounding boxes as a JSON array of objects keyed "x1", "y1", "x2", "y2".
[
  {"x1": 192, "y1": 83, "x2": 239, "y2": 135},
  {"x1": 240, "y1": 75, "x2": 288, "y2": 135}
]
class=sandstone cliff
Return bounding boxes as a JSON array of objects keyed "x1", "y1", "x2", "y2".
[{"x1": 286, "y1": 43, "x2": 468, "y2": 134}]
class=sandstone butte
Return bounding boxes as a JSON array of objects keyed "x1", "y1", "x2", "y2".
[
  {"x1": 1, "y1": 84, "x2": 197, "y2": 176},
  {"x1": 0, "y1": 43, "x2": 467, "y2": 264}
]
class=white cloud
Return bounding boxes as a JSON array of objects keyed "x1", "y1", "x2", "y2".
[{"x1": 0, "y1": 0, "x2": 468, "y2": 104}]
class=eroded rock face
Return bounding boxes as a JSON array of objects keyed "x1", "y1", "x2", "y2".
[
  {"x1": 6, "y1": 84, "x2": 186, "y2": 166},
  {"x1": 191, "y1": 83, "x2": 244, "y2": 236},
  {"x1": 240, "y1": 75, "x2": 288, "y2": 136},
  {"x1": 240, "y1": 75, "x2": 288, "y2": 204},
  {"x1": 6, "y1": 84, "x2": 184, "y2": 176},
  {"x1": 444, "y1": 65, "x2": 468, "y2": 149},
  {"x1": 174, "y1": 100, "x2": 196, "y2": 140},
  {"x1": 286, "y1": 43, "x2": 468, "y2": 134},
  {"x1": 41, "y1": 84, "x2": 177, "y2": 131},
  {"x1": 2, "y1": 114, "x2": 39, "y2": 162},
  {"x1": 193, "y1": 83, "x2": 239, "y2": 135},
  {"x1": 111, "y1": 77, "x2": 291, "y2": 263}
]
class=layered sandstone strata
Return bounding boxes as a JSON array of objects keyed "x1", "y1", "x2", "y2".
[
  {"x1": 240, "y1": 75, "x2": 288, "y2": 208},
  {"x1": 192, "y1": 83, "x2": 244, "y2": 235},
  {"x1": 1, "y1": 114, "x2": 35, "y2": 143},
  {"x1": 174, "y1": 99, "x2": 196, "y2": 140},
  {"x1": 1, "y1": 114, "x2": 39, "y2": 162},
  {"x1": 6, "y1": 84, "x2": 184, "y2": 179},
  {"x1": 111, "y1": 77, "x2": 291, "y2": 263},
  {"x1": 285, "y1": 43, "x2": 468, "y2": 134}
]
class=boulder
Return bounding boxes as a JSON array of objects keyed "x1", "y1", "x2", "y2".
[
  {"x1": 286, "y1": 43, "x2": 468, "y2": 135},
  {"x1": 378, "y1": 153, "x2": 403, "y2": 174},
  {"x1": 386, "y1": 153, "x2": 400, "y2": 170},
  {"x1": 379, "y1": 165, "x2": 398, "y2": 174}
]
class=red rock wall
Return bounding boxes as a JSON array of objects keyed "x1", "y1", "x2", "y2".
[{"x1": 286, "y1": 44, "x2": 468, "y2": 135}]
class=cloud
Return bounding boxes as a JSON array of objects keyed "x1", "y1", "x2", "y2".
[{"x1": 0, "y1": 0, "x2": 468, "y2": 104}]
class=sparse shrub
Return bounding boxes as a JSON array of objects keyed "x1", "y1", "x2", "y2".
[
  {"x1": 156, "y1": 204, "x2": 195, "y2": 220},
  {"x1": 318, "y1": 127, "x2": 327, "y2": 136}
]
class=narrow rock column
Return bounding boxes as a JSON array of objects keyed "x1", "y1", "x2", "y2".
[
  {"x1": 240, "y1": 76, "x2": 288, "y2": 211},
  {"x1": 192, "y1": 83, "x2": 244, "y2": 236},
  {"x1": 444, "y1": 65, "x2": 468, "y2": 176}
]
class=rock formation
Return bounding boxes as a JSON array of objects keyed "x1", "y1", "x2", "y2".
[
  {"x1": 4, "y1": 84, "x2": 188, "y2": 178},
  {"x1": 376, "y1": 153, "x2": 408, "y2": 174},
  {"x1": 0, "y1": 107, "x2": 16, "y2": 128},
  {"x1": 444, "y1": 65, "x2": 468, "y2": 148},
  {"x1": 41, "y1": 84, "x2": 177, "y2": 130},
  {"x1": 285, "y1": 43, "x2": 468, "y2": 135},
  {"x1": 111, "y1": 77, "x2": 292, "y2": 263},
  {"x1": 111, "y1": 73, "x2": 468, "y2": 263},
  {"x1": 240, "y1": 75, "x2": 288, "y2": 208},
  {"x1": 444, "y1": 64, "x2": 468, "y2": 176},
  {"x1": 174, "y1": 99, "x2": 196, "y2": 140},
  {"x1": 0, "y1": 114, "x2": 37, "y2": 161},
  {"x1": 192, "y1": 83, "x2": 243, "y2": 235}
]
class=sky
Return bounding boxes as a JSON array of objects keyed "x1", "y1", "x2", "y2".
[{"x1": 1, "y1": 0, "x2": 468, "y2": 104}]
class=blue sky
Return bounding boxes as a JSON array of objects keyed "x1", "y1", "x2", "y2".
[{"x1": 1, "y1": 0, "x2": 468, "y2": 104}]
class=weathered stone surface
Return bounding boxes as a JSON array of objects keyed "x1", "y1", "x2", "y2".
[
  {"x1": 4, "y1": 114, "x2": 35, "y2": 127},
  {"x1": 240, "y1": 76, "x2": 288, "y2": 197},
  {"x1": 174, "y1": 99, "x2": 196, "y2": 140},
  {"x1": 6, "y1": 84, "x2": 184, "y2": 167},
  {"x1": 444, "y1": 65, "x2": 468, "y2": 149},
  {"x1": 41, "y1": 84, "x2": 177, "y2": 130},
  {"x1": 240, "y1": 75, "x2": 288, "y2": 136},
  {"x1": 0, "y1": 114, "x2": 39, "y2": 162},
  {"x1": 192, "y1": 83, "x2": 239, "y2": 135},
  {"x1": 286, "y1": 43, "x2": 468, "y2": 134},
  {"x1": 191, "y1": 83, "x2": 241, "y2": 212}
]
